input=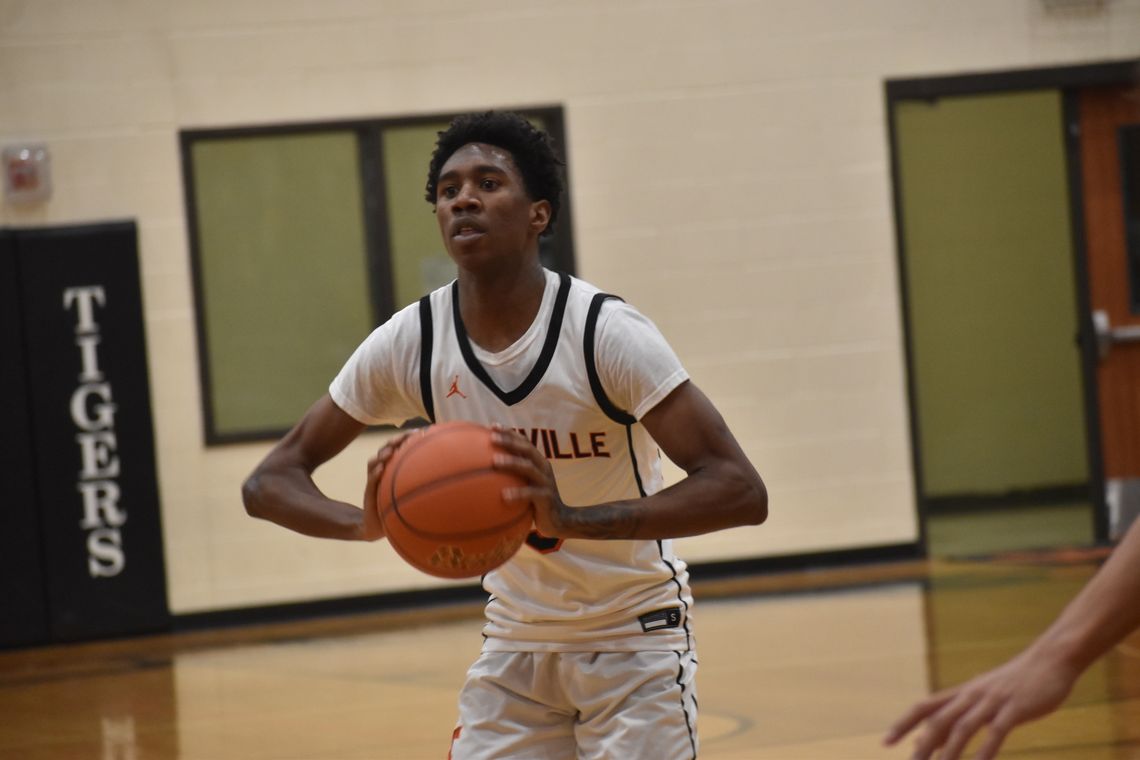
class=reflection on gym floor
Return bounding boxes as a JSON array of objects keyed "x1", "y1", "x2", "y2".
[{"x1": 1, "y1": 554, "x2": 1137, "y2": 759}]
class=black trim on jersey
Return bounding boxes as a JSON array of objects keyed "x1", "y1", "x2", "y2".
[
  {"x1": 626, "y1": 426, "x2": 647, "y2": 499},
  {"x1": 451, "y1": 273, "x2": 571, "y2": 406},
  {"x1": 418, "y1": 295, "x2": 436, "y2": 423},
  {"x1": 584, "y1": 293, "x2": 637, "y2": 425},
  {"x1": 658, "y1": 540, "x2": 693, "y2": 652},
  {"x1": 675, "y1": 652, "x2": 698, "y2": 759},
  {"x1": 586, "y1": 296, "x2": 692, "y2": 652}
]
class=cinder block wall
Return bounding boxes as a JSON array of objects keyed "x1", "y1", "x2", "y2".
[{"x1": 3, "y1": 0, "x2": 1138, "y2": 613}]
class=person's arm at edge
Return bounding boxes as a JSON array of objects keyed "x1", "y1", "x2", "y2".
[
  {"x1": 242, "y1": 393, "x2": 397, "y2": 541},
  {"x1": 884, "y1": 516, "x2": 1140, "y2": 760},
  {"x1": 1029, "y1": 514, "x2": 1140, "y2": 672},
  {"x1": 494, "y1": 379, "x2": 767, "y2": 539}
]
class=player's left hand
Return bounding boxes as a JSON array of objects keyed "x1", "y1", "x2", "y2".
[{"x1": 489, "y1": 424, "x2": 568, "y2": 537}]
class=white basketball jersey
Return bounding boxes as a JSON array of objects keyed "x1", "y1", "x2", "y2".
[{"x1": 331, "y1": 269, "x2": 694, "y2": 653}]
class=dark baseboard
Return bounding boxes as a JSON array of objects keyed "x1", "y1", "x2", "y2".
[
  {"x1": 688, "y1": 542, "x2": 923, "y2": 582},
  {"x1": 171, "y1": 542, "x2": 924, "y2": 633},
  {"x1": 172, "y1": 583, "x2": 487, "y2": 633}
]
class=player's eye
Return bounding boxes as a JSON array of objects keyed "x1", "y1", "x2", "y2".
[
  {"x1": 480, "y1": 178, "x2": 499, "y2": 190},
  {"x1": 440, "y1": 185, "x2": 458, "y2": 199}
]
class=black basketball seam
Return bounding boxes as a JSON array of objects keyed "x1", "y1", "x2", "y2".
[
  {"x1": 380, "y1": 424, "x2": 529, "y2": 541},
  {"x1": 391, "y1": 472, "x2": 531, "y2": 540}
]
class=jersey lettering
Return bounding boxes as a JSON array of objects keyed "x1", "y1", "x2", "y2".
[{"x1": 512, "y1": 428, "x2": 610, "y2": 460}]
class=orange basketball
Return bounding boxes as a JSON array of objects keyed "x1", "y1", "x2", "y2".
[{"x1": 376, "y1": 421, "x2": 532, "y2": 579}]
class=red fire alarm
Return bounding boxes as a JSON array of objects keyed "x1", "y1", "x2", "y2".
[{"x1": 3, "y1": 144, "x2": 51, "y2": 204}]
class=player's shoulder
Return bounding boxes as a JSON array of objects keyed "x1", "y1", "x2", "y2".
[
  {"x1": 366, "y1": 279, "x2": 455, "y2": 345},
  {"x1": 565, "y1": 273, "x2": 647, "y2": 331},
  {"x1": 565, "y1": 272, "x2": 635, "y2": 316},
  {"x1": 566, "y1": 272, "x2": 606, "y2": 300},
  {"x1": 384, "y1": 295, "x2": 428, "y2": 334}
]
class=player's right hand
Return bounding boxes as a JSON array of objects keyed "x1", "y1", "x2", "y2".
[
  {"x1": 883, "y1": 646, "x2": 1078, "y2": 760},
  {"x1": 360, "y1": 431, "x2": 415, "y2": 541}
]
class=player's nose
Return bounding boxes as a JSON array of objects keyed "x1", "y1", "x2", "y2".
[{"x1": 453, "y1": 181, "x2": 482, "y2": 210}]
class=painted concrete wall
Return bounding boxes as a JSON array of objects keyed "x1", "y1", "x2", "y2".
[{"x1": 3, "y1": 0, "x2": 1138, "y2": 613}]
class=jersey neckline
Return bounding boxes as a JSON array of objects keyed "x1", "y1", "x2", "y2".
[{"x1": 451, "y1": 271, "x2": 572, "y2": 406}]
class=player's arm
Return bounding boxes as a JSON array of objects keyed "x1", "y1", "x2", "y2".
[
  {"x1": 1025, "y1": 514, "x2": 1140, "y2": 676},
  {"x1": 884, "y1": 516, "x2": 1140, "y2": 760},
  {"x1": 242, "y1": 393, "x2": 405, "y2": 541},
  {"x1": 494, "y1": 379, "x2": 767, "y2": 540}
]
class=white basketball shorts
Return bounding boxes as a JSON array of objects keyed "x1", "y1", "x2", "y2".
[{"x1": 448, "y1": 649, "x2": 699, "y2": 759}]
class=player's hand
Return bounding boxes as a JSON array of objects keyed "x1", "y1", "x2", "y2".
[
  {"x1": 883, "y1": 646, "x2": 1079, "y2": 760},
  {"x1": 489, "y1": 425, "x2": 566, "y2": 536},
  {"x1": 360, "y1": 430, "x2": 415, "y2": 541}
]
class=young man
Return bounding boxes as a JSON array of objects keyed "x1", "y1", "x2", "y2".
[{"x1": 243, "y1": 111, "x2": 768, "y2": 759}]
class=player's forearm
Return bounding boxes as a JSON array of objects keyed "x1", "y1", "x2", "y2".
[
  {"x1": 1028, "y1": 518, "x2": 1140, "y2": 674},
  {"x1": 557, "y1": 458, "x2": 767, "y2": 540},
  {"x1": 242, "y1": 466, "x2": 367, "y2": 541}
]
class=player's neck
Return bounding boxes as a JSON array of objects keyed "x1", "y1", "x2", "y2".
[{"x1": 457, "y1": 262, "x2": 546, "y2": 353}]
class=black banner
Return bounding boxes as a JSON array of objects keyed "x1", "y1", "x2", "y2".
[
  {"x1": 0, "y1": 231, "x2": 50, "y2": 647},
  {"x1": 16, "y1": 221, "x2": 169, "y2": 641}
]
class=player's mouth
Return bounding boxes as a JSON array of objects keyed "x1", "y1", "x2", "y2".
[{"x1": 451, "y1": 218, "x2": 486, "y2": 241}]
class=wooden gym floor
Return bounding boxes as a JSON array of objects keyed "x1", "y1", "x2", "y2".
[{"x1": 2, "y1": 553, "x2": 1138, "y2": 759}]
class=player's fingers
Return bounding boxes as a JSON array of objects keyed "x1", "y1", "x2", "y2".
[
  {"x1": 500, "y1": 484, "x2": 548, "y2": 506},
  {"x1": 366, "y1": 433, "x2": 418, "y2": 509},
  {"x1": 937, "y1": 698, "x2": 998, "y2": 760},
  {"x1": 490, "y1": 429, "x2": 556, "y2": 481},
  {"x1": 369, "y1": 431, "x2": 413, "y2": 469},
  {"x1": 973, "y1": 709, "x2": 1016, "y2": 760},
  {"x1": 909, "y1": 694, "x2": 975, "y2": 760},
  {"x1": 383, "y1": 430, "x2": 415, "y2": 456},
  {"x1": 883, "y1": 693, "x2": 954, "y2": 746},
  {"x1": 492, "y1": 451, "x2": 546, "y2": 482},
  {"x1": 489, "y1": 428, "x2": 542, "y2": 462}
]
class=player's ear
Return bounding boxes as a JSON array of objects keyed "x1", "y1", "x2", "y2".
[{"x1": 529, "y1": 200, "x2": 552, "y2": 236}]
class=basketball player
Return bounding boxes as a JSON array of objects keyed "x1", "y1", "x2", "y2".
[
  {"x1": 242, "y1": 111, "x2": 768, "y2": 759},
  {"x1": 884, "y1": 515, "x2": 1140, "y2": 760}
]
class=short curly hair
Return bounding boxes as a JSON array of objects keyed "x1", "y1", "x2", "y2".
[{"x1": 425, "y1": 111, "x2": 564, "y2": 237}]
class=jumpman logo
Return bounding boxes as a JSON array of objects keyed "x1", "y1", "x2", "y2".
[{"x1": 446, "y1": 375, "x2": 467, "y2": 399}]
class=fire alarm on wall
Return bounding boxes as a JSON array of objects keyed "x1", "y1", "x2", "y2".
[{"x1": 3, "y1": 143, "x2": 51, "y2": 204}]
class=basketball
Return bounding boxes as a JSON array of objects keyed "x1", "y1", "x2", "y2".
[{"x1": 376, "y1": 421, "x2": 532, "y2": 579}]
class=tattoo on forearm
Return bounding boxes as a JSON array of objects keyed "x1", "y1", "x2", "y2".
[{"x1": 565, "y1": 504, "x2": 642, "y2": 539}]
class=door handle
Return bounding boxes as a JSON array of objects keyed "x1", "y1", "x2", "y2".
[{"x1": 1093, "y1": 309, "x2": 1140, "y2": 360}]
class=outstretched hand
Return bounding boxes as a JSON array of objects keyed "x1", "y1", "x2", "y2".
[
  {"x1": 360, "y1": 430, "x2": 415, "y2": 541},
  {"x1": 489, "y1": 425, "x2": 566, "y2": 536},
  {"x1": 884, "y1": 646, "x2": 1080, "y2": 759}
]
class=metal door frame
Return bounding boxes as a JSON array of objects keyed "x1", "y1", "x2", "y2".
[{"x1": 886, "y1": 59, "x2": 1140, "y2": 547}]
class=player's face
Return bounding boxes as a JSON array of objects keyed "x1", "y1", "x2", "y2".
[{"x1": 434, "y1": 143, "x2": 550, "y2": 271}]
